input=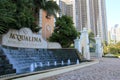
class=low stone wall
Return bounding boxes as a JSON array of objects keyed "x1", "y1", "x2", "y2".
[{"x1": 47, "y1": 42, "x2": 62, "y2": 49}]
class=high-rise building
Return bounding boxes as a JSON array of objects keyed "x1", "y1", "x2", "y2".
[
  {"x1": 73, "y1": 0, "x2": 108, "y2": 42},
  {"x1": 108, "y1": 24, "x2": 120, "y2": 44},
  {"x1": 54, "y1": 0, "x2": 73, "y2": 17},
  {"x1": 55, "y1": 0, "x2": 108, "y2": 42},
  {"x1": 92, "y1": 0, "x2": 108, "y2": 42}
]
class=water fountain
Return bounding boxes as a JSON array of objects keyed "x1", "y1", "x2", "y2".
[
  {"x1": 61, "y1": 61, "x2": 64, "y2": 65},
  {"x1": 67, "y1": 59, "x2": 71, "y2": 65},
  {"x1": 47, "y1": 61, "x2": 50, "y2": 66},
  {"x1": 34, "y1": 63, "x2": 37, "y2": 68},
  {"x1": 39, "y1": 62, "x2": 43, "y2": 67},
  {"x1": 54, "y1": 61, "x2": 57, "y2": 66},
  {"x1": 76, "y1": 59, "x2": 80, "y2": 64},
  {"x1": 0, "y1": 28, "x2": 83, "y2": 76},
  {"x1": 30, "y1": 63, "x2": 35, "y2": 72},
  {"x1": 0, "y1": 46, "x2": 82, "y2": 74}
]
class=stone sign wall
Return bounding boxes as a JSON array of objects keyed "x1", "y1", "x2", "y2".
[
  {"x1": 2, "y1": 28, "x2": 47, "y2": 48},
  {"x1": 47, "y1": 42, "x2": 62, "y2": 49}
]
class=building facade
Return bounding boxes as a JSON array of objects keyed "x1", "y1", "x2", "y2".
[
  {"x1": 55, "y1": 0, "x2": 108, "y2": 42},
  {"x1": 108, "y1": 24, "x2": 120, "y2": 44},
  {"x1": 92, "y1": 0, "x2": 108, "y2": 42}
]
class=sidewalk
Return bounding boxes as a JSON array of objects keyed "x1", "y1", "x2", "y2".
[{"x1": 42, "y1": 58, "x2": 120, "y2": 80}]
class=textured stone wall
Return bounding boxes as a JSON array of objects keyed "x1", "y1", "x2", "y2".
[
  {"x1": 2, "y1": 28, "x2": 47, "y2": 48},
  {"x1": 47, "y1": 42, "x2": 62, "y2": 49}
]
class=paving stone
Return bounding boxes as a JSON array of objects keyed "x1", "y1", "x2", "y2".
[{"x1": 41, "y1": 58, "x2": 120, "y2": 80}]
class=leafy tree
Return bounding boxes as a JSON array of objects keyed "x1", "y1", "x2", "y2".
[
  {"x1": 88, "y1": 31, "x2": 95, "y2": 52},
  {"x1": 0, "y1": 0, "x2": 60, "y2": 34},
  {"x1": 48, "y1": 15, "x2": 79, "y2": 48},
  {"x1": 103, "y1": 41, "x2": 120, "y2": 55},
  {"x1": 103, "y1": 42, "x2": 109, "y2": 55},
  {"x1": 11, "y1": 0, "x2": 37, "y2": 31},
  {"x1": 0, "y1": 0, "x2": 38, "y2": 33},
  {"x1": 89, "y1": 31, "x2": 95, "y2": 43},
  {"x1": 0, "y1": 0, "x2": 16, "y2": 33},
  {"x1": 43, "y1": 0, "x2": 60, "y2": 18},
  {"x1": 109, "y1": 42, "x2": 120, "y2": 54},
  {"x1": 32, "y1": 0, "x2": 60, "y2": 25}
]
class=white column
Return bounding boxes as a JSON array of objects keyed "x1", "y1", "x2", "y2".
[
  {"x1": 95, "y1": 35, "x2": 103, "y2": 58},
  {"x1": 74, "y1": 37, "x2": 81, "y2": 53},
  {"x1": 81, "y1": 28, "x2": 90, "y2": 60}
]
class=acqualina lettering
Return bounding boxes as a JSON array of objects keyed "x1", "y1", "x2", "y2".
[{"x1": 9, "y1": 33, "x2": 41, "y2": 42}]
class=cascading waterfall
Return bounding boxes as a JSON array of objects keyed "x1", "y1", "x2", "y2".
[
  {"x1": 47, "y1": 61, "x2": 50, "y2": 66},
  {"x1": 76, "y1": 59, "x2": 80, "y2": 64},
  {"x1": 67, "y1": 59, "x2": 71, "y2": 65},
  {"x1": 39, "y1": 62, "x2": 43, "y2": 67},
  {"x1": 0, "y1": 46, "x2": 82, "y2": 74},
  {"x1": 30, "y1": 63, "x2": 35, "y2": 72},
  {"x1": 61, "y1": 61, "x2": 64, "y2": 65},
  {"x1": 54, "y1": 61, "x2": 57, "y2": 66}
]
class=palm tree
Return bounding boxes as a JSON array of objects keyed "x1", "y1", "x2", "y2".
[
  {"x1": 33, "y1": 0, "x2": 60, "y2": 24},
  {"x1": 32, "y1": 0, "x2": 46, "y2": 24},
  {"x1": 0, "y1": 0, "x2": 60, "y2": 34},
  {"x1": 43, "y1": 0, "x2": 60, "y2": 18}
]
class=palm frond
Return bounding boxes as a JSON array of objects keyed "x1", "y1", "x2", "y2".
[
  {"x1": 0, "y1": 26, "x2": 8, "y2": 34},
  {"x1": 43, "y1": 0, "x2": 60, "y2": 18}
]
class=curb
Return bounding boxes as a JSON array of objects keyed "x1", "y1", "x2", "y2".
[{"x1": 11, "y1": 60, "x2": 99, "y2": 80}]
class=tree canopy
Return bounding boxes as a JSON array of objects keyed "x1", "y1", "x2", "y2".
[
  {"x1": 0, "y1": 0, "x2": 60, "y2": 34},
  {"x1": 48, "y1": 15, "x2": 79, "y2": 48},
  {"x1": 103, "y1": 42, "x2": 120, "y2": 55},
  {"x1": 43, "y1": 0, "x2": 60, "y2": 18},
  {"x1": 89, "y1": 31, "x2": 95, "y2": 43},
  {"x1": 88, "y1": 31, "x2": 95, "y2": 52}
]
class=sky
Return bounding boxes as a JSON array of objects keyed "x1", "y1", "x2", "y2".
[{"x1": 106, "y1": 0, "x2": 120, "y2": 29}]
